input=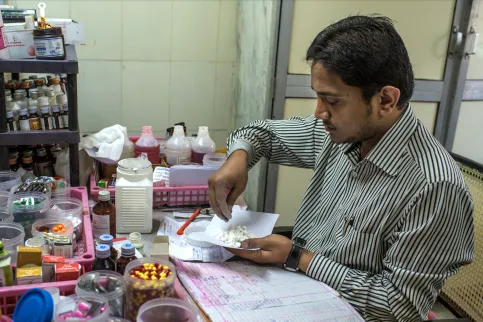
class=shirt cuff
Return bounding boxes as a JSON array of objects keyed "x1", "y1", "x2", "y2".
[
  {"x1": 227, "y1": 139, "x2": 255, "y2": 164},
  {"x1": 306, "y1": 254, "x2": 350, "y2": 291}
]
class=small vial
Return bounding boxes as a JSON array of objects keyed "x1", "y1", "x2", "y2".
[
  {"x1": 51, "y1": 105, "x2": 64, "y2": 129},
  {"x1": 61, "y1": 104, "x2": 68, "y2": 129},
  {"x1": 92, "y1": 244, "x2": 116, "y2": 272},
  {"x1": 6, "y1": 111, "x2": 17, "y2": 131},
  {"x1": 40, "y1": 106, "x2": 53, "y2": 130},
  {"x1": 18, "y1": 108, "x2": 30, "y2": 131},
  {"x1": 128, "y1": 232, "x2": 145, "y2": 256},
  {"x1": 99, "y1": 234, "x2": 118, "y2": 267},
  {"x1": 28, "y1": 106, "x2": 41, "y2": 130},
  {"x1": 116, "y1": 243, "x2": 136, "y2": 275}
]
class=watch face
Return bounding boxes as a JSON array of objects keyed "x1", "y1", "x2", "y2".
[{"x1": 293, "y1": 237, "x2": 306, "y2": 248}]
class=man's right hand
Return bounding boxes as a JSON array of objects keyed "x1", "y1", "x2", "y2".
[{"x1": 208, "y1": 150, "x2": 249, "y2": 221}]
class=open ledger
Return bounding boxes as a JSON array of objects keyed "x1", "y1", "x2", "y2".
[{"x1": 175, "y1": 259, "x2": 364, "y2": 322}]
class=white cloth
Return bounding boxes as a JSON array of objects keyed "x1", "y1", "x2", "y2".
[{"x1": 80, "y1": 125, "x2": 130, "y2": 162}]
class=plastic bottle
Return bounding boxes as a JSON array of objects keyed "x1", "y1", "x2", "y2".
[
  {"x1": 116, "y1": 243, "x2": 136, "y2": 275},
  {"x1": 165, "y1": 125, "x2": 192, "y2": 165},
  {"x1": 99, "y1": 234, "x2": 119, "y2": 267},
  {"x1": 134, "y1": 126, "x2": 160, "y2": 164},
  {"x1": 191, "y1": 126, "x2": 216, "y2": 164},
  {"x1": 92, "y1": 190, "x2": 116, "y2": 239},
  {"x1": 128, "y1": 232, "x2": 145, "y2": 256},
  {"x1": 92, "y1": 244, "x2": 116, "y2": 272}
]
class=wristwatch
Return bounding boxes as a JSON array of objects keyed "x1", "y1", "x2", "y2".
[{"x1": 283, "y1": 237, "x2": 306, "y2": 272}]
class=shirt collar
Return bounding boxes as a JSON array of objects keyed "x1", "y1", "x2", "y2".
[{"x1": 339, "y1": 105, "x2": 418, "y2": 176}]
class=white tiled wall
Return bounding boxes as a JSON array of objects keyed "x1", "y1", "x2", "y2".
[{"x1": 11, "y1": 0, "x2": 237, "y2": 148}]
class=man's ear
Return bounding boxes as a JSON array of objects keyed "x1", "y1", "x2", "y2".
[{"x1": 379, "y1": 86, "x2": 400, "y2": 116}]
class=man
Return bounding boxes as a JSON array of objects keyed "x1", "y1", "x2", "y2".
[{"x1": 208, "y1": 15, "x2": 474, "y2": 321}]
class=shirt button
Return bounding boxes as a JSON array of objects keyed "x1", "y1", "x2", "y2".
[{"x1": 351, "y1": 171, "x2": 358, "y2": 178}]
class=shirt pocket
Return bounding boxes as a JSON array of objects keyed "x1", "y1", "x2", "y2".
[{"x1": 334, "y1": 225, "x2": 382, "y2": 273}]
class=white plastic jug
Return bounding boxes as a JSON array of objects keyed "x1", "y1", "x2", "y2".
[
  {"x1": 191, "y1": 126, "x2": 216, "y2": 164},
  {"x1": 115, "y1": 158, "x2": 153, "y2": 233}
]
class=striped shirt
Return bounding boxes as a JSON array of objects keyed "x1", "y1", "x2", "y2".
[{"x1": 227, "y1": 106, "x2": 474, "y2": 321}]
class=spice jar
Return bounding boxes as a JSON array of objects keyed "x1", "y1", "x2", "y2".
[
  {"x1": 51, "y1": 105, "x2": 64, "y2": 129},
  {"x1": 40, "y1": 106, "x2": 53, "y2": 130},
  {"x1": 28, "y1": 106, "x2": 41, "y2": 130},
  {"x1": 6, "y1": 111, "x2": 17, "y2": 132},
  {"x1": 18, "y1": 108, "x2": 30, "y2": 131},
  {"x1": 33, "y1": 27, "x2": 66, "y2": 60}
]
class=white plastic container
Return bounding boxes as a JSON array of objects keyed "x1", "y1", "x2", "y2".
[
  {"x1": 165, "y1": 125, "x2": 192, "y2": 165},
  {"x1": 0, "y1": 171, "x2": 21, "y2": 191},
  {"x1": 191, "y1": 126, "x2": 216, "y2": 164},
  {"x1": 115, "y1": 158, "x2": 153, "y2": 233},
  {"x1": 0, "y1": 222, "x2": 25, "y2": 265}
]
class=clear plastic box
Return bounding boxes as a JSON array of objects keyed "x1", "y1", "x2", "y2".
[{"x1": 136, "y1": 298, "x2": 202, "y2": 322}]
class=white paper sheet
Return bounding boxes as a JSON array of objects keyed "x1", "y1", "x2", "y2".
[
  {"x1": 185, "y1": 210, "x2": 279, "y2": 249},
  {"x1": 176, "y1": 260, "x2": 365, "y2": 322}
]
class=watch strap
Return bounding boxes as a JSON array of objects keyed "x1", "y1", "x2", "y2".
[{"x1": 284, "y1": 243, "x2": 304, "y2": 271}]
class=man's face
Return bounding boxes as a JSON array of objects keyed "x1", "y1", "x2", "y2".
[{"x1": 311, "y1": 63, "x2": 379, "y2": 144}]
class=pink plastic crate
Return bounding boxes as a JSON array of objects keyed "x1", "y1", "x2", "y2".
[
  {"x1": 90, "y1": 173, "x2": 210, "y2": 207},
  {"x1": 0, "y1": 278, "x2": 189, "y2": 317}
]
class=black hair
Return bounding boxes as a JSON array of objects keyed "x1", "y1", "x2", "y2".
[{"x1": 306, "y1": 15, "x2": 414, "y2": 109}]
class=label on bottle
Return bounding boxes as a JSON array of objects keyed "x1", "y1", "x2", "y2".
[
  {"x1": 29, "y1": 117, "x2": 41, "y2": 130},
  {"x1": 92, "y1": 212, "x2": 111, "y2": 239},
  {"x1": 34, "y1": 37, "x2": 65, "y2": 58},
  {"x1": 41, "y1": 117, "x2": 53, "y2": 130},
  {"x1": 19, "y1": 119, "x2": 30, "y2": 131},
  {"x1": 62, "y1": 114, "x2": 68, "y2": 128},
  {"x1": 177, "y1": 156, "x2": 191, "y2": 165},
  {"x1": 35, "y1": 161, "x2": 54, "y2": 177},
  {"x1": 58, "y1": 115, "x2": 65, "y2": 129}
]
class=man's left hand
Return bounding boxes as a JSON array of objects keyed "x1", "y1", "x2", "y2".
[{"x1": 228, "y1": 234, "x2": 292, "y2": 264}]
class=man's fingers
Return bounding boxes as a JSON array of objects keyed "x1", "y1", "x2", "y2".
[
  {"x1": 209, "y1": 183, "x2": 228, "y2": 221},
  {"x1": 226, "y1": 248, "x2": 267, "y2": 263},
  {"x1": 226, "y1": 184, "x2": 242, "y2": 210},
  {"x1": 241, "y1": 237, "x2": 265, "y2": 249},
  {"x1": 215, "y1": 184, "x2": 232, "y2": 221}
]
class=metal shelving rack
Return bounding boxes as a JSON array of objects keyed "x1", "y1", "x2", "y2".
[{"x1": 0, "y1": 45, "x2": 80, "y2": 186}]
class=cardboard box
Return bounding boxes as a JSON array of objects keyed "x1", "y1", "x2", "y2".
[
  {"x1": 55, "y1": 263, "x2": 80, "y2": 282},
  {"x1": 42, "y1": 255, "x2": 65, "y2": 283},
  {"x1": 17, "y1": 246, "x2": 42, "y2": 268},
  {"x1": 16, "y1": 266, "x2": 42, "y2": 285},
  {"x1": 151, "y1": 236, "x2": 169, "y2": 260},
  {"x1": 45, "y1": 18, "x2": 84, "y2": 45},
  {"x1": 5, "y1": 29, "x2": 35, "y2": 59},
  {"x1": 52, "y1": 235, "x2": 73, "y2": 259}
]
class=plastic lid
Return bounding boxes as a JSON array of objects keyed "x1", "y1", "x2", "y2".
[
  {"x1": 118, "y1": 158, "x2": 152, "y2": 172},
  {"x1": 28, "y1": 106, "x2": 38, "y2": 114},
  {"x1": 62, "y1": 104, "x2": 68, "y2": 111},
  {"x1": 142, "y1": 126, "x2": 153, "y2": 134},
  {"x1": 37, "y1": 148, "x2": 47, "y2": 157},
  {"x1": 121, "y1": 243, "x2": 136, "y2": 257},
  {"x1": 98, "y1": 190, "x2": 111, "y2": 201},
  {"x1": 96, "y1": 244, "x2": 110, "y2": 259},
  {"x1": 40, "y1": 106, "x2": 50, "y2": 114},
  {"x1": 38, "y1": 96, "x2": 49, "y2": 106},
  {"x1": 99, "y1": 234, "x2": 114, "y2": 246},
  {"x1": 173, "y1": 125, "x2": 185, "y2": 136},
  {"x1": 52, "y1": 105, "x2": 60, "y2": 112},
  {"x1": 6, "y1": 111, "x2": 13, "y2": 118},
  {"x1": 18, "y1": 108, "x2": 27, "y2": 116},
  {"x1": 13, "y1": 288, "x2": 54, "y2": 322},
  {"x1": 197, "y1": 126, "x2": 209, "y2": 136},
  {"x1": 129, "y1": 232, "x2": 142, "y2": 244}
]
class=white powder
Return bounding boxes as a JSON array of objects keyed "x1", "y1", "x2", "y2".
[{"x1": 214, "y1": 225, "x2": 254, "y2": 248}]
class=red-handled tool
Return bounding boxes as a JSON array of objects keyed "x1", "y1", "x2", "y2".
[{"x1": 176, "y1": 209, "x2": 200, "y2": 235}]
